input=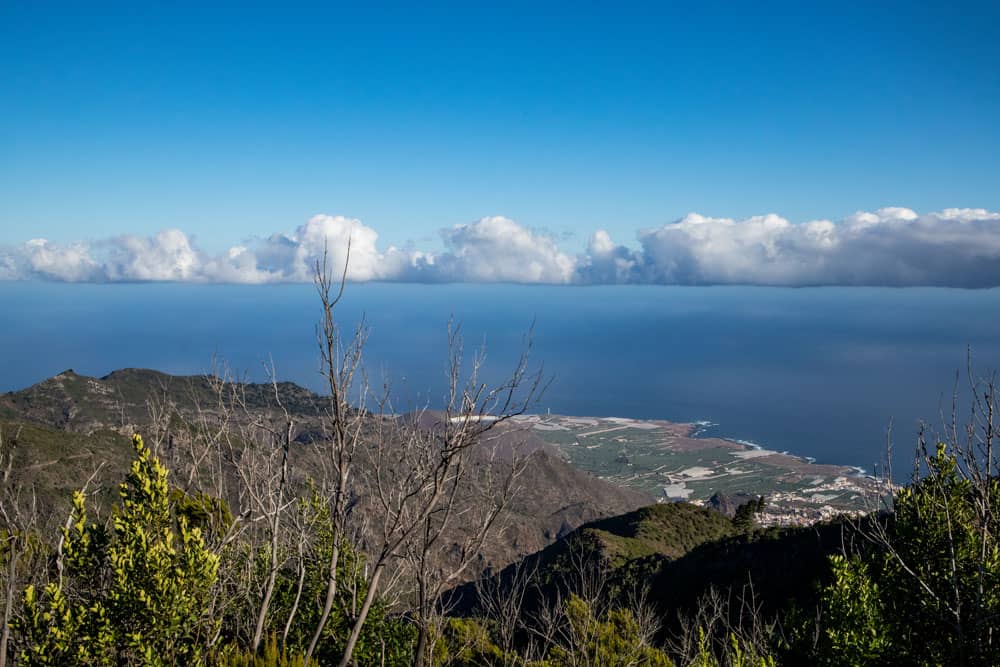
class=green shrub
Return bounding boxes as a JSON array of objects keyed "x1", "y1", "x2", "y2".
[
  {"x1": 817, "y1": 441, "x2": 1000, "y2": 666},
  {"x1": 18, "y1": 434, "x2": 220, "y2": 666},
  {"x1": 546, "y1": 594, "x2": 674, "y2": 667},
  {"x1": 211, "y1": 635, "x2": 316, "y2": 667}
]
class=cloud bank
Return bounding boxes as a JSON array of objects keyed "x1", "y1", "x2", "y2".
[{"x1": 4, "y1": 208, "x2": 1000, "y2": 287}]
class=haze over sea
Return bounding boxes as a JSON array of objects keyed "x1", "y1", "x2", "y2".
[{"x1": 3, "y1": 281, "x2": 997, "y2": 477}]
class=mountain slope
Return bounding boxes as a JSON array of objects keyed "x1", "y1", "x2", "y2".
[
  {"x1": 1, "y1": 368, "x2": 651, "y2": 572},
  {"x1": 447, "y1": 500, "x2": 737, "y2": 614},
  {"x1": 0, "y1": 368, "x2": 328, "y2": 434}
]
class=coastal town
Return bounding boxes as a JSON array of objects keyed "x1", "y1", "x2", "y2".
[{"x1": 515, "y1": 413, "x2": 893, "y2": 527}]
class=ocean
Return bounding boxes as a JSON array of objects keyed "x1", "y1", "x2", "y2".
[{"x1": 2, "y1": 281, "x2": 999, "y2": 477}]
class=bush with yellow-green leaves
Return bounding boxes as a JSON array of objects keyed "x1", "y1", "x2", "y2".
[{"x1": 18, "y1": 434, "x2": 220, "y2": 666}]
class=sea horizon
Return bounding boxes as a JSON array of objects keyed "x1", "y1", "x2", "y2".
[{"x1": 4, "y1": 280, "x2": 998, "y2": 479}]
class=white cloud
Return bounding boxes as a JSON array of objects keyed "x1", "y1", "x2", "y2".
[
  {"x1": 248, "y1": 215, "x2": 413, "y2": 282},
  {"x1": 1, "y1": 216, "x2": 425, "y2": 285},
  {"x1": 577, "y1": 230, "x2": 639, "y2": 284},
  {"x1": 3, "y1": 207, "x2": 1000, "y2": 287},
  {"x1": 22, "y1": 239, "x2": 103, "y2": 282},
  {"x1": 632, "y1": 207, "x2": 1000, "y2": 287},
  {"x1": 104, "y1": 229, "x2": 203, "y2": 282},
  {"x1": 433, "y1": 217, "x2": 576, "y2": 283}
]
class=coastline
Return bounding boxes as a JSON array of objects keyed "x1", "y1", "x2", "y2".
[{"x1": 517, "y1": 412, "x2": 887, "y2": 527}]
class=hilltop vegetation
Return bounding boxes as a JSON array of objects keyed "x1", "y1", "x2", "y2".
[{"x1": 0, "y1": 367, "x2": 329, "y2": 433}]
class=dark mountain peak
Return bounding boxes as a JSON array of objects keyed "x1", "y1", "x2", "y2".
[
  {"x1": 1, "y1": 367, "x2": 333, "y2": 434},
  {"x1": 100, "y1": 367, "x2": 174, "y2": 382},
  {"x1": 25, "y1": 368, "x2": 91, "y2": 390},
  {"x1": 2, "y1": 369, "x2": 104, "y2": 431}
]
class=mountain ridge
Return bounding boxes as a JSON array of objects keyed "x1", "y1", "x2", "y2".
[{"x1": 0, "y1": 367, "x2": 652, "y2": 577}]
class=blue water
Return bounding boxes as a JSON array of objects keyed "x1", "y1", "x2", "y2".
[{"x1": 2, "y1": 282, "x2": 999, "y2": 477}]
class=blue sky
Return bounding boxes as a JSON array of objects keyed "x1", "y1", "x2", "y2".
[{"x1": 2, "y1": 1, "x2": 1000, "y2": 285}]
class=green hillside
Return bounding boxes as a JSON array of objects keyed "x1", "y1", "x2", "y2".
[{"x1": 574, "y1": 502, "x2": 736, "y2": 566}]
